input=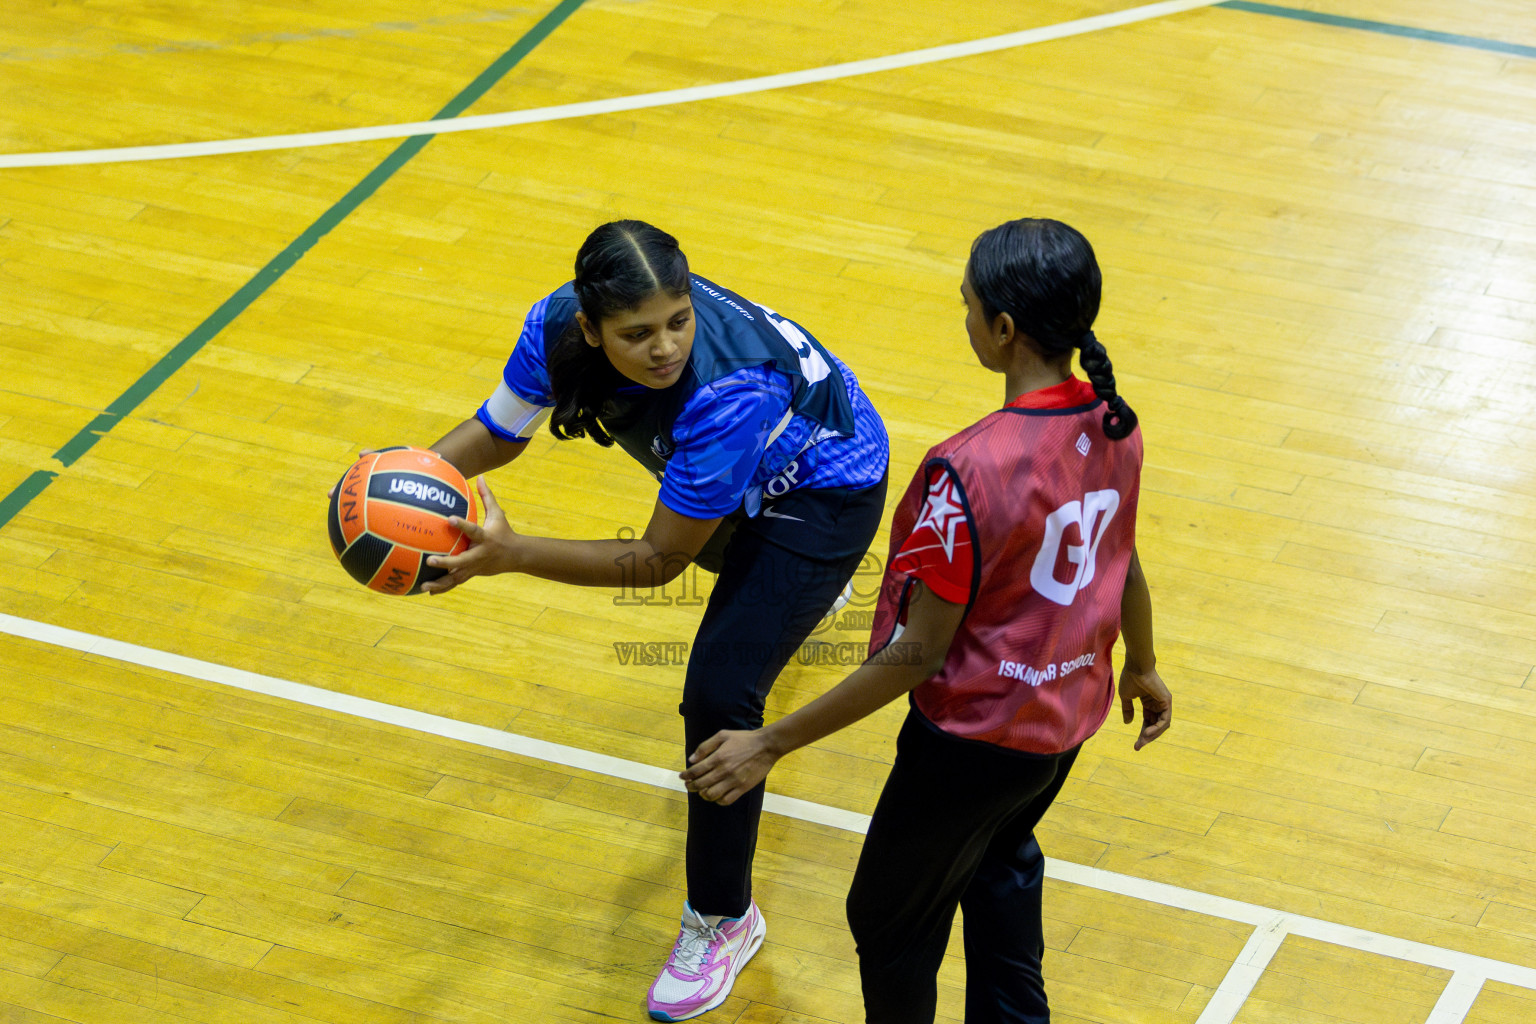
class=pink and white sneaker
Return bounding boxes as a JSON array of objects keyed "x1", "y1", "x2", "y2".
[{"x1": 646, "y1": 900, "x2": 766, "y2": 1021}]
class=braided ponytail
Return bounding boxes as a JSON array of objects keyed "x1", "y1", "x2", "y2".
[
  {"x1": 969, "y1": 218, "x2": 1137, "y2": 442},
  {"x1": 1076, "y1": 329, "x2": 1137, "y2": 440}
]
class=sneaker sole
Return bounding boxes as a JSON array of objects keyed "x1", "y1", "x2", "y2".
[{"x1": 647, "y1": 912, "x2": 767, "y2": 1022}]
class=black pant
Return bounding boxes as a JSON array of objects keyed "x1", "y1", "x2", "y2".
[
  {"x1": 847, "y1": 710, "x2": 1081, "y2": 1023},
  {"x1": 680, "y1": 478, "x2": 887, "y2": 918}
]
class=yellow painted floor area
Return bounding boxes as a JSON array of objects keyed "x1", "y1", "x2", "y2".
[{"x1": 2, "y1": 1, "x2": 1536, "y2": 1021}]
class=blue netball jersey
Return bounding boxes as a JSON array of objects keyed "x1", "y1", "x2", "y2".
[{"x1": 477, "y1": 275, "x2": 889, "y2": 519}]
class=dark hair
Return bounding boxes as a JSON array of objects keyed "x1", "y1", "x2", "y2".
[
  {"x1": 968, "y1": 218, "x2": 1137, "y2": 440},
  {"x1": 547, "y1": 220, "x2": 691, "y2": 444}
]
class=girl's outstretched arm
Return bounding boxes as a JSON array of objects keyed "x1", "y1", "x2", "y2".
[
  {"x1": 328, "y1": 419, "x2": 527, "y2": 501},
  {"x1": 431, "y1": 416, "x2": 529, "y2": 479},
  {"x1": 681, "y1": 580, "x2": 967, "y2": 806},
  {"x1": 422, "y1": 480, "x2": 720, "y2": 594}
]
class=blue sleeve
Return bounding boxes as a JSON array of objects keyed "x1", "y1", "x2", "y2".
[
  {"x1": 660, "y1": 371, "x2": 792, "y2": 519},
  {"x1": 502, "y1": 294, "x2": 558, "y2": 404},
  {"x1": 476, "y1": 292, "x2": 570, "y2": 441}
]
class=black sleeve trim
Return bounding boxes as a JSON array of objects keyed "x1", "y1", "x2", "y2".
[
  {"x1": 923, "y1": 456, "x2": 982, "y2": 616},
  {"x1": 999, "y1": 398, "x2": 1103, "y2": 418},
  {"x1": 869, "y1": 575, "x2": 916, "y2": 658}
]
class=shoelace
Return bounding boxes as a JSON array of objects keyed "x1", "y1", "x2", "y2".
[{"x1": 671, "y1": 918, "x2": 725, "y2": 975}]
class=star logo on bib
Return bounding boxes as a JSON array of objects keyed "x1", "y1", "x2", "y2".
[{"x1": 914, "y1": 474, "x2": 967, "y2": 559}]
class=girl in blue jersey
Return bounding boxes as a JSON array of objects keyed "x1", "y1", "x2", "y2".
[{"x1": 417, "y1": 220, "x2": 889, "y2": 1022}]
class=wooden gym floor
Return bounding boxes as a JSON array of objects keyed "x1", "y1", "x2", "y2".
[{"x1": 2, "y1": 1, "x2": 1535, "y2": 1021}]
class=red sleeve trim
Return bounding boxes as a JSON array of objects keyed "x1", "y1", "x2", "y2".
[{"x1": 1005, "y1": 375, "x2": 1097, "y2": 410}]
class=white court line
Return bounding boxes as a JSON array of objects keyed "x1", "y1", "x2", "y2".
[
  {"x1": 0, "y1": 0, "x2": 1224, "y2": 168},
  {"x1": 1426, "y1": 974, "x2": 1488, "y2": 1024},
  {"x1": 1195, "y1": 915, "x2": 1289, "y2": 1024},
  {"x1": 3, "y1": 608, "x2": 1536, "y2": 1022}
]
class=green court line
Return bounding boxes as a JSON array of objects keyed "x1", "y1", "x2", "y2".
[
  {"x1": 0, "y1": 0, "x2": 586, "y2": 531},
  {"x1": 0, "y1": 471, "x2": 58, "y2": 529},
  {"x1": 1219, "y1": 1, "x2": 1536, "y2": 59},
  {"x1": 4, "y1": 0, "x2": 1527, "y2": 532}
]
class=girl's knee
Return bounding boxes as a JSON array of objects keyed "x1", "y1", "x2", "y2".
[
  {"x1": 680, "y1": 682, "x2": 766, "y2": 740},
  {"x1": 846, "y1": 885, "x2": 894, "y2": 949}
]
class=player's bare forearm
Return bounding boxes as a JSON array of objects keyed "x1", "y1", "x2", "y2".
[
  {"x1": 509, "y1": 497, "x2": 720, "y2": 588},
  {"x1": 431, "y1": 417, "x2": 527, "y2": 479},
  {"x1": 682, "y1": 581, "x2": 966, "y2": 805},
  {"x1": 1118, "y1": 547, "x2": 1171, "y2": 749},
  {"x1": 768, "y1": 587, "x2": 965, "y2": 754},
  {"x1": 1120, "y1": 548, "x2": 1156, "y2": 673},
  {"x1": 325, "y1": 418, "x2": 522, "y2": 502},
  {"x1": 509, "y1": 535, "x2": 691, "y2": 589},
  {"x1": 425, "y1": 487, "x2": 719, "y2": 593},
  {"x1": 680, "y1": 661, "x2": 924, "y2": 805},
  {"x1": 760, "y1": 647, "x2": 939, "y2": 757}
]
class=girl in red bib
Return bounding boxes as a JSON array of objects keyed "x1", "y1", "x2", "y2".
[{"x1": 682, "y1": 218, "x2": 1172, "y2": 1023}]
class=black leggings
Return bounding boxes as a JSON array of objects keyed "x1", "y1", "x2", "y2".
[
  {"x1": 847, "y1": 710, "x2": 1081, "y2": 1023},
  {"x1": 680, "y1": 478, "x2": 887, "y2": 918}
]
